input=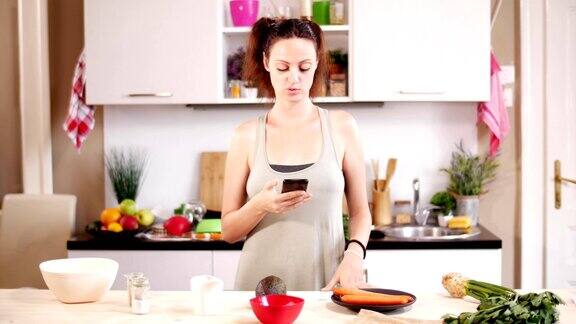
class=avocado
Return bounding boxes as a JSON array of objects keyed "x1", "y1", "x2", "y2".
[{"x1": 255, "y1": 275, "x2": 287, "y2": 296}]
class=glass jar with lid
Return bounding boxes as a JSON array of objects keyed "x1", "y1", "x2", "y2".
[
  {"x1": 329, "y1": 0, "x2": 345, "y2": 25},
  {"x1": 312, "y1": 0, "x2": 330, "y2": 25},
  {"x1": 124, "y1": 272, "x2": 144, "y2": 306},
  {"x1": 130, "y1": 277, "x2": 151, "y2": 314},
  {"x1": 393, "y1": 200, "x2": 412, "y2": 225},
  {"x1": 328, "y1": 73, "x2": 347, "y2": 97}
]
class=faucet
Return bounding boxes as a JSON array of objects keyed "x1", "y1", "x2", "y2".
[
  {"x1": 412, "y1": 178, "x2": 441, "y2": 226},
  {"x1": 412, "y1": 178, "x2": 420, "y2": 218}
]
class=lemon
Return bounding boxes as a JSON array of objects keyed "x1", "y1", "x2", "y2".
[{"x1": 107, "y1": 222, "x2": 123, "y2": 232}]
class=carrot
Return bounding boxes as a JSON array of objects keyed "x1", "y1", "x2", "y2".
[
  {"x1": 333, "y1": 287, "x2": 376, "y2": 297},
  {"x1": 210, "y1": 233, "x2": 222, "y2": 240},
  {"x1": 340, "y1": 294, "x2": 411, "y2": 305},
  {"x1": 333, "y1": 287, "x2": 412, "y2": 300}
]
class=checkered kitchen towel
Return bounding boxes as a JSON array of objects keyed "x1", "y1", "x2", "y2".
[{"x1": 63, "y1": 49, "x2": 95, "y2": 151}]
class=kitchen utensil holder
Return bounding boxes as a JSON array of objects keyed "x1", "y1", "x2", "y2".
[{"x1": 372, "y1": 184, "x2": 392, "y2": 226}]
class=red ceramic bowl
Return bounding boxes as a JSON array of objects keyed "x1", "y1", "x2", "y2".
[{"x1": 250, "y1": 294, "x2": 305, "y2": 324}]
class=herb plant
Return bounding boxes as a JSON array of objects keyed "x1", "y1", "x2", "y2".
[
  {"x1": 441, "y1": 141, "x2": 499, "y2": 196},
  {"x1": 105, "y1": 147, "x2": 148, "y2": 203},
  {"x1": 430, "y1": 191, "x2": 456, "y2": 215}
]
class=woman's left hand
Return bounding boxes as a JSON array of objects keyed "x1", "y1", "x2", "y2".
[{"x1": 321, "y1": 252, "x2": 366, "y2": 291}]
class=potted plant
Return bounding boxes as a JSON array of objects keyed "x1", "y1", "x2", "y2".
[
  {"x1": 440, "y1": 142, "x2": 498, "y2": 226},
  {"x1": 105, "y1": 147, "x2": 148, "y2": 203},
  {"x1": 227, "y1": 47, "x2": 245, "y2": 98},
  {"x1": 328, "y1": 49, "x2": 348, "y2": 75},
  {"x1": 430, "y1": 191, "x2": 456, "y2": 216}
]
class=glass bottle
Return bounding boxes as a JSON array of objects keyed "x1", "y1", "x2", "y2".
[{"x1": 130, "y1": 277, "x2": 150, "y2": 315}]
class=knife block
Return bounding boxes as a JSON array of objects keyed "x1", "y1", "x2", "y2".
[{"x1": 372, "y1": 187, "x2": 392, "y2": 226}]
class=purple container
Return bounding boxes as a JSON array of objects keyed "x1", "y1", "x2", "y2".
[{"x1": 230, "y1": 0, "x2": 259, "y2": 27}]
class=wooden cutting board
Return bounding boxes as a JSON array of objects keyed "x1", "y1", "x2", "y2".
[
  {"x1": 199, "y1": 151, "x2": 348, "y2": 214},
  {"x1": 200, "y1": 152, "x2": 227, "y2": 212}
]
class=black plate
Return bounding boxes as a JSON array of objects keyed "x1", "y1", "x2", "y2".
[{"x1": 331, "y1": 288, "x2": 416, "y2": 312}]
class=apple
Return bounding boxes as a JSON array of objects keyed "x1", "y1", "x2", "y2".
[
  {"x1": 164, "y1": 216, "x2": 191, "y2": 236},
  {"x1": 118, "y1": 215, "x2": 139, "y2": 231},
  {"x1": 136, "y1": 208, "x2": 155, "y2": 226},
  {"x1": 119, "y1": 199, "x2": 138, "y2": 216}
]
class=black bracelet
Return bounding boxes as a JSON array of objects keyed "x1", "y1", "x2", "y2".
[{"x1": 345, "y1": 239, "x2": 366, "y2": 260}]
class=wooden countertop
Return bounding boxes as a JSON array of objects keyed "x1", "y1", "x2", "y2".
[{"x1": 1, "y1": 289, "x2": 575, "y2": 323}]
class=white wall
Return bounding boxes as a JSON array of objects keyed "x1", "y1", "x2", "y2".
[{"x1": 104, "y1": 102, "x2": 477, "y2": 217}]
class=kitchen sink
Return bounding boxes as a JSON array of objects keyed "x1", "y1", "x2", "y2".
[{"x1": 382, "y1": 226, "x2": 481, "y2": 240}]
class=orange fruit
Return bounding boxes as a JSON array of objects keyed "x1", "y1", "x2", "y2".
[
  {"x1": 107, "y1": 222, "x2": 123, "y2": 232},
  {"x1": 100, "y1": 208, "x2": 121, "y2": 225}
]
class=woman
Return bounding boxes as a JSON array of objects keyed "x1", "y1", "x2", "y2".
[{"x1": 221, "y1": 18, "x2": 371, "y2": 291}]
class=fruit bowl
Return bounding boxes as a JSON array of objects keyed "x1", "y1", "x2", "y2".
[
  {"x1": 85, "y1": 221, "x2": 149, "y2": 240},
  {"x1": 250, "y1": 294, "x2": 304, "y2": 324},
  {"x1": 39, "y1": 258, "x2": 118, "y2": 303}
]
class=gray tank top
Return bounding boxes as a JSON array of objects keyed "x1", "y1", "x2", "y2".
[{"x1": 234, "y1": 107, "x2": 345, "y2": 291}]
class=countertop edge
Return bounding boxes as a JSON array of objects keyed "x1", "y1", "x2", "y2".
[{"x1": 67, "y1": 225, "x2": 501, "y2": 251}]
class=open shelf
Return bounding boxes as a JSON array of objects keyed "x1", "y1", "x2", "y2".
[
  {"x1": 219, "y1": 96, "x2": 351, "y2": 104},
  {"x1": 222, "y1": 25, "x2": 349, "y2": 35}
]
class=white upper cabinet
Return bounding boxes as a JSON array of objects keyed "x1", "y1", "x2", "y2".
[
  {"x1": 351, "y1": 0, "x2": 490, "y2": 102},
  {"x1": 84, "y1": 0, "x2": 220, "y2": 105}
]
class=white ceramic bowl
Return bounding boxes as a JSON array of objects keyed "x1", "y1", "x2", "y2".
[{"x1": 39, "y1": 258, "x2": 119, "y2": 303}]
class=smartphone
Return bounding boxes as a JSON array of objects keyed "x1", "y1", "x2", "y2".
[{"x1": 281, "y1": 179, "x2": 309, "y2": 193}]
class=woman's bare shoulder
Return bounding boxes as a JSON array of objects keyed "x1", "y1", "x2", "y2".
[
  {"x1": 232, "y1": 118, "x2": 259, "y2": 144},
  {"x1": 229, "y1": 118, "x2": 259, "y2": 169},
  {"x1": 327, "y1": 109, "x2": 358, "y2": 132}
]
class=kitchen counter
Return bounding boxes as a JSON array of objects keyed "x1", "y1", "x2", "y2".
[
  {"x1": 1, "y1": 289, "x2": 574, "y2": 323},
  {"x1": 67, "y1": 225, "x2": 501, "y2": 251}
]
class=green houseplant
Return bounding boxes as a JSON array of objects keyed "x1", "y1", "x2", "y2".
[
  {"x1": 328, "y1": 49, "x2": 348, "y2": 75},
  {"x1": 430, "y1": 191, "x2": 456, "y2": 216},
  {"x1": 105, "y1": 147, "x2": 148, "y2": 203},
  {"x1": 440, "y1": 142, "x2": 498, "y2": 226}
]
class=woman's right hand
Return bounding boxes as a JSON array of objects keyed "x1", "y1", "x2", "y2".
[{"x1": 252, "y1": 180, "x2": 312, "y2": 214}]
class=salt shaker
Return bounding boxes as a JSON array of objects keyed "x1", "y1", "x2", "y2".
[
  {"x1": 130, "y1": 277, "x2": 151, "y2": 315},
  {"x1": 125, "y1": 272, "x2": 144, "y2": 306}
]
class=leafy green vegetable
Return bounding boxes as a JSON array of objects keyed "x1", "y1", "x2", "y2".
[
  {"x1": 430, "y1": 191, "x2": 456, "y2": 215},
  {"x1": 342, "y1": 214, "x2": 350, "y2": 240},
  {"x1": 174, "y1": 203, "x2": 186, "y2": 215},
  {"x1": 442, "y1": 273, "x2": 564, "y2": 323},
  {"x1": 442, "y1": 291, "x2": 564, "y2": 323}
]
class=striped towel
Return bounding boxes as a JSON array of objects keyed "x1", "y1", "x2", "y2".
[{"x1": 63, "y1": 49, "x2": 95, "y2": 151}]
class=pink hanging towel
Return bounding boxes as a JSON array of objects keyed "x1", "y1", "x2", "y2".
[
  {"x1": 63, "y1": 49, "x2": 95, "y2": 151},
  {"x1": 477, "y1": 51, "x2": 509, "y2": 157}
]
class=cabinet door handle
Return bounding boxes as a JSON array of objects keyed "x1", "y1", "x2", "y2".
[
  {"x1": 398, "y1": 90, "x2": 445, "y2": 95},
  {"x1": 127, "y1": 92, "x2": 173, "y2": 97}
]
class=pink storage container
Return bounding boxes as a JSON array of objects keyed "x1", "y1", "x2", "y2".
[{"x1": 230, "y1": 0, "x2": 259, "y2": 27}]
